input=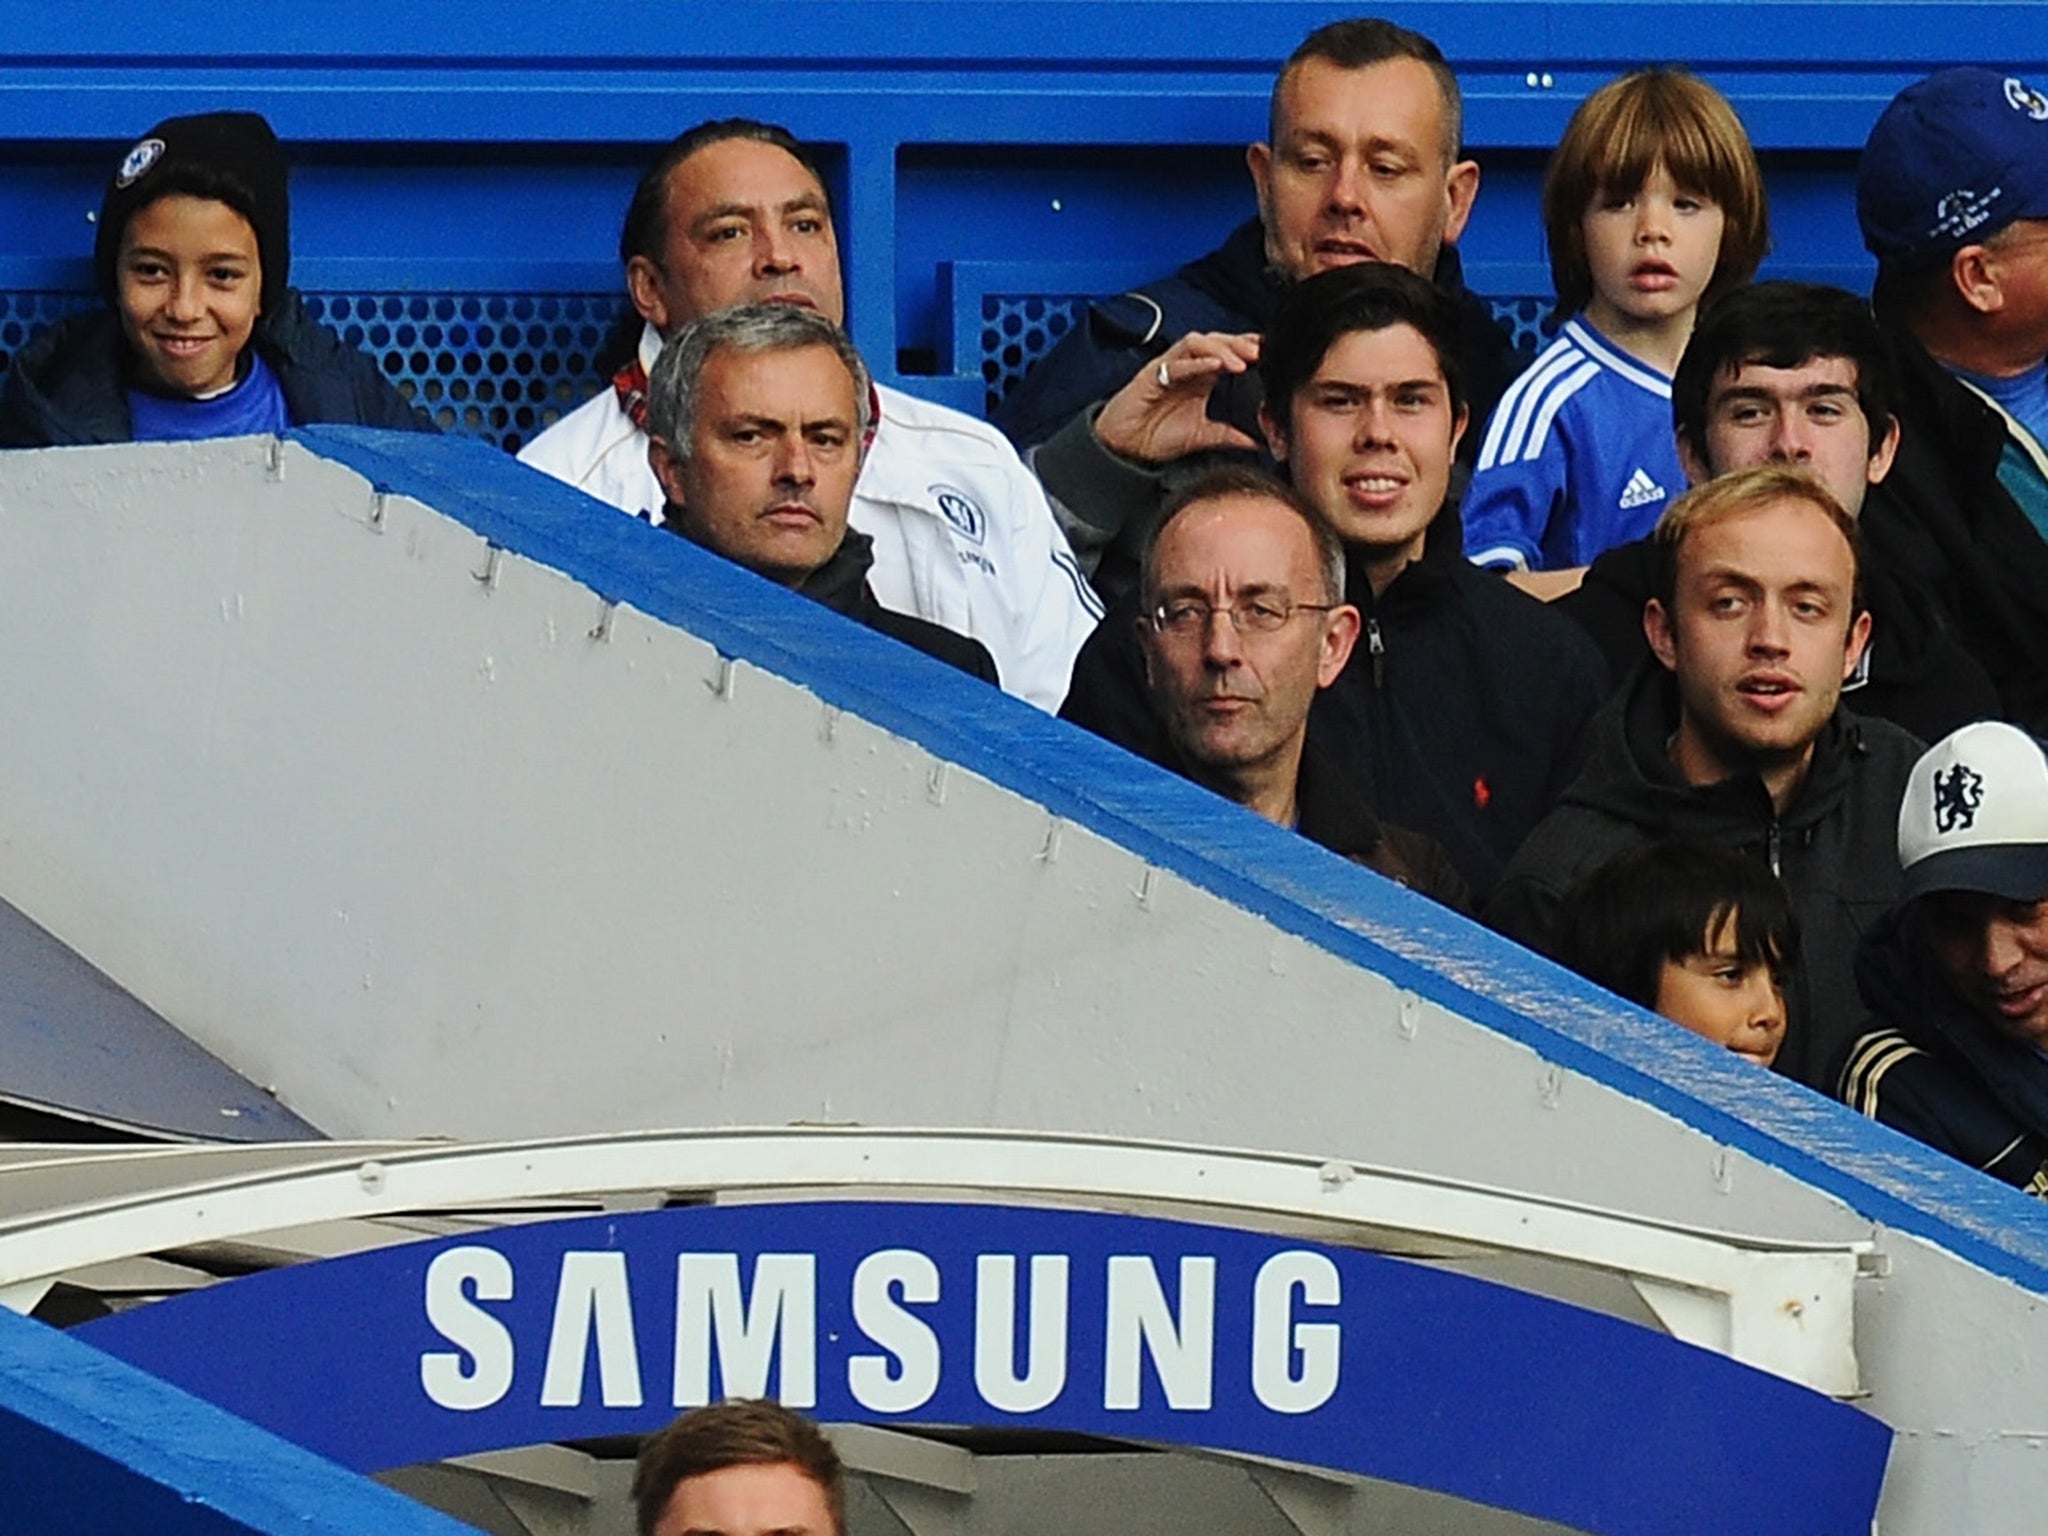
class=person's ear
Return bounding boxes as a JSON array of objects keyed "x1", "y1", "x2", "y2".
[
  {"x1": 1950, "y1": 243, "x2": 2003, "y2": 317},
  {"x1": 1842, "y1": 605, "x2": 1874, "y2": 682},
  {"x1": 1448, "y1": 401, "x2": 1470, "y2": 460},
  {"x1": 1442, "y1": 158, "x2": 1480, "y2": 245},
  {"x1": 625, "y1": 254, "x2": 671, "y2": 331},
  {"x1": 1245, "y1": 141, "x2": 1275, "y2": 226},
  {"x1": 1259, "y1": 401, "x2": 1289, "y2": 465},
  {"x1": 1676, "y1": 433, "x2": 1712, "y2": 488},
  {"x1": 1318, "y1": 604, "x2": 1361, "y2": 687},
  {"x1": 1645, "y1": 597, "x2": 1680, "y2": 673},
  {"x1": 648, "y1": 434, "x2": 688, "y2": 509},
  {"x1": 1865, "y1": 414, "x2": 1902, "y2": 485}
]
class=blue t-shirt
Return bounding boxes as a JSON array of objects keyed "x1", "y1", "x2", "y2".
[
  {"x1": 1954, "y1": 360, "x2": 2048, "y2": 451},
  {"x1": 1463, "y1": 318, "x2": 1685, "y2": 571},
  {"x1": 127, "y1": 351, "x2": 290, "y2": 442}
]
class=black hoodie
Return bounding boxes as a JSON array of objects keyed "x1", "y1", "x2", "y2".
[{"x1": 1484, "y1": 664, "x2": 1922, "y2": 1087}]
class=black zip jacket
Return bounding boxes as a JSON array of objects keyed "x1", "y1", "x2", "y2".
[
  {"x1": 1559, "y1": 518, "x2": 2002, "y2": 743},
  {"x1": 666, "y1": 517, "x2": 999, "y2": 686},
  {"x1": 1059, "y1": 521, "x2": 1607, "y2": 901},
  {"x1": 1484, "y1": 664, "x2": 1922, "y2": 1087},
  {"x1": 1835, "y1": 908, "x2": 2048, "y2": 1195},
  {"x1": 1860, "y1": 329, "x2": 2048, "y2": 733},
  {"x1": 0, "y1": 293, "x2": 432, "y2": 447}
]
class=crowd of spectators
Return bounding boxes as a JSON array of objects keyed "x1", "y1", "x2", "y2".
[{"x1": 5, "y1": 22, "x2": 2048, "y2": 1197}]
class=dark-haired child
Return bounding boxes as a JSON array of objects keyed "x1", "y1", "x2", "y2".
[
  {"x1": 0, "y1": 111, "x2": 430, "y2": 446},
  {"x1": 1558, "y1": 839, "x2": 1794, "y2": 1070},
  {"x1": 1465, "y1": 69, "x2": 1768, "y2": 589}
]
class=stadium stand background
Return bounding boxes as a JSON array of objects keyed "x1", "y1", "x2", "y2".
[{"x1": 2, "y1": 1, "x2": 2037, "y2": 450}]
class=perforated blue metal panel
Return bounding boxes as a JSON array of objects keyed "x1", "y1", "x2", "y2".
[
  {"x1": 976, "y1": 289, "x2": 1559, "y2": 416},
  {"x1": 0, "y1": 291, "x2": 626, "y2": 454}
]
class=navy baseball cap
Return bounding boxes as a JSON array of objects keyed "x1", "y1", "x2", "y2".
[{"x1": 1858, "y1": 68, "x2": 2048, "y2": 263}]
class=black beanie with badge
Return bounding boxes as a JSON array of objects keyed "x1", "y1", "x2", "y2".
[{"x1": 94, "y1": 111, "x2": 290, "y2": 317}]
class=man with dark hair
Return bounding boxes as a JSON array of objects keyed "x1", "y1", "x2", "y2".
[
  {"x1": 1560, "y1": 280, "x2": 2001, "y2": 740},
  {"x1": 993, "y1": 17, "x2": 1523, "y2": 600},
  {"x1": 1855, "y1": 67, "x2": 2048, "y2": 733},
  {"x1": 632, "y1": 1398, "x2": 844, "y2": 1536},
  {"x1": 1487, "y1": 466, "x2": 1922, "y2": 1087},
  {"x1": 1837, "y1": 722, "x2": 2048, "y2": 1196},
  {"x1": 519, "y1": 117, "x2": 1099, "y2": 711},
  {"x1": 1064, "y1": 262, "x2": 1604, "y2": 900},
  {"x1": 1135, "y1": 463, "x2": 1465, "y2": 905},
  {"x1": 645, "y1": 302, "x2": 995, "y2": 681}
]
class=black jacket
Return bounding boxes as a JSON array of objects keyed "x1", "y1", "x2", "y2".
[
  {"x1": 995, "y1": 218, "x2": 1528, "y2": 602},
  {"x1": 1836, "y1": 908, "x2": 2048, "y2": 1195},
  {"x1": 1860, "y1": 329, "x2": 2048, "y2": 733},
  {"x1": 1484, "y1": 664, "x2": 1922, "y2": 1088},
  {"x1": 1559, "y1": 521, "x2": 2002, "y2": 743},
  {"x1": 1060, "y1": 523, "x2": 1607, "y2": 901},
  {"x1": 668, "y1": 518, "x2": 999, "y2": 686},
  {"x1": 0, "y1": 293, "x2": 432, "y2": 447},
  {"x1": 1292, "y1": 742, "x2": 1470, "y2": 913}
]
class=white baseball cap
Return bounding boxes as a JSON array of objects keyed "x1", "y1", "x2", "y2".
[{"x1": 1898, "y1": 721, "x2": 2048, "y2": 903}]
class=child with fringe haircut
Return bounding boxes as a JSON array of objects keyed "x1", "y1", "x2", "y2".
[
  {"x1": 1464, "y1": 69, "x2": 1768, "y2": 590},
  {"x1": 1557, "y1": 839, "x2": 1796, "y2": 1071}
]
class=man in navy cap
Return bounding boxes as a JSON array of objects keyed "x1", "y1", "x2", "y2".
[
  {"x1": 1837, "y1": 722, "x2": 2048, "y2": 1196},
  {"x1": 1856, "y1": 67, "x2": 2048, "y2": 733}
]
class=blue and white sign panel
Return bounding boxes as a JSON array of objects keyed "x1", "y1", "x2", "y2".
[{"x1": 79, "y1": 1201, "x2": 1888, "y2": 1535}]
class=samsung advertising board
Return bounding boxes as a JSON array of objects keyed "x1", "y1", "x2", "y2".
[{"x1": 79, "y1": 1200, "x2": 1887, "y2": 1535}]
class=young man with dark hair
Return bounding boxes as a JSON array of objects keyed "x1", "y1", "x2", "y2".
[
  {"x1": 1838, "y1": 722, "x2": 2048, "y2": 1196},
  {"x1": 1487, "y1": 466, "x2": 1922, "y2": 1087},
  {"x1": 1855, "y1": 67, "x2": 2048, "y2": 734},
  {"x1": 1064, "y1": 262, "x2": 1605, "y2": 900},
  {"x1": 519, "y1": 116, "x2": 1099, "y2": 712},
  {"x1": 993, "y1": 17, "x2": 1523, "y2": 601},
  {"x1": 1560, "y1": 280, "x2": 2000, "y2": 741},
  {"x1": 632, "y1": 1398, "x2": 844, "y2": 1536},
  {"x1": 645, "y1": 302, "x2": 995, "y2": 682}
]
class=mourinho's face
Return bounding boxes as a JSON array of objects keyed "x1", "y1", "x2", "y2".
[
  {"x1": 1265, "y1": 321, "x2": 1465, "y2": 568},
  {"x1": 1247, "y1": 55, "x2": 1475, "y2": 283},
  {"x1": 650, "y1": 1461, "x2": 837, "y2": 1536},
  {"x1": 1921, "y1": 892, "x2": 2048, "y2": 1049},
  {"x1": 633, "y1": 137, "x2": 845, "y2": 333},
  {"x1": 1686, "y1": 354, "x2": 1896, "y2": 517},
  {"x1": 116, "y1": 193, "x2": 263, "y2": 398},
  {"x1": 1138, "y1": 492, "x2": 1357, "y2": 781},
  {"x1": 1646, "y1": 496, "x2": 1870, "y2": 779},
  {"x1": 652, "y1": 342, "x2": 861, "y2": 586}
]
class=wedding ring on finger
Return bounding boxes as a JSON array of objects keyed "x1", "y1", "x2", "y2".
[{"x1": 1155, "y1": 359, "x2": 1172, "y2": 389}]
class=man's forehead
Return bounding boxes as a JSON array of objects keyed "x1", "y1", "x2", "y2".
[
  {"x1": 1153, "y1": 494, "x2": 1319, "y2": 587},
  {"x1": 667, "y1": 139, "x2": 831, "y2": 220},
  {"x1": 1273, "y1": 54, "x2": 1449, "y2": 146},
  {"x1": 1678, "y1": 498, "x2": 1854, "y2": 576},
  {"x1": 1307, "y1": 322, "x2": 1445, "y2": 384},
  {"x1": 1716, "y1": 354, "x2": 1861, "y2": 397},
  {"x1": 700, "y1": 343, "x2": 857, "y2": 408}
]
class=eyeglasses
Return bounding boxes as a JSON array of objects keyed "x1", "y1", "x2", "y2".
[{"x1": 1147, "y1": 597, "x2": 1337, "y2": 637}]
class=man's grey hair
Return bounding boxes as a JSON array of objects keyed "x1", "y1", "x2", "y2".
[{"x1": 645, "y1": 302, "x2": 873, "y2": 460}]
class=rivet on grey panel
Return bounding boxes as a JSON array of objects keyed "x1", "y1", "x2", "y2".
[
  {"x1": 587, "y1": 601, "x2": 616, "y2": 643},
  {"x1": 1134, "y1": 866, "x2": 1158, "y2": 910},
  {"x1": 369, "y1": 489, "x2": 389, "y2": 530},
  {"x1": 357, "y1": 1160, "x2": 387, "y2": 1195},
  {"x1": 819, "y1": 704, "x2": 840, "y2": 744},
  {"x1": 473, "y1": 546, "x2": 503, "y2": 592},
  {"x1": 926, "y1": 762, "x2": 950, "y2": 806},
  {"x1": 1035, "y1": 816, "x2": 1063, "y2": 863},
  {"x1": 1539, "y1": 1064, "x2": 1564, "y2": 1108},
  {"x1": 707, "y1": 656, "x2": 736, "y2": 699},
  {"x1": 265, "y1": 436, "x2": 284, "y2": 478},
  {"x1": 1397, "y1": 994, "x2": 1419, "y2": 1039},
  {"x1": 1713, "y1": 1148, "x2": 1734, "y2": 1194}
]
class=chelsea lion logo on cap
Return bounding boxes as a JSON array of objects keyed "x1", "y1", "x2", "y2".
[
  {"x1": 115, "y1": 137, "x2": 165, "y2": 189},
  {"x1": 2005, "y1": 75, "x2": 2048, "y2": 121}
]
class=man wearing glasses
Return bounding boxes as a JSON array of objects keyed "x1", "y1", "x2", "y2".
[
  {"x1": 1134, "y1": 463, "x2": 1466, "y2": 906},
  {"x1": 1066, "y1": 262, "x2": 1605, "y2": 900}
]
